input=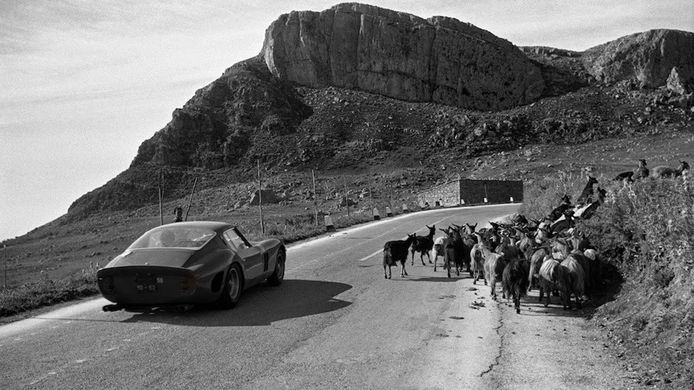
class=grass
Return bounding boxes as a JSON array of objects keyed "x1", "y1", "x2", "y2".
[
  {"x1": 522, "y1": 172, "x2": 694, "y2": 388},
  {"x1": 0, "y1": 263, "x2": 99, "y2": 318}
]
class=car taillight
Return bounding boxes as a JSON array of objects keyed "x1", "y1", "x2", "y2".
[
  {"x1": 179, "y1": 275, "x2": 197, "y2": 291},
  {"x1": 98, "y1": 276, "x2": 115, "y2": 293}
]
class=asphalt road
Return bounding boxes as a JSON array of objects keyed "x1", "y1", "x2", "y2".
[{"x1": 0, "y1": 204, "x2": 636, "y2": 389}]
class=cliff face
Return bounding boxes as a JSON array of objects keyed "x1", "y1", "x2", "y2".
[
  {"x1": 583, "y1": 29, "x2": 694, "y2": 90},
  {"x1": 261, "y1": 3, "x2": 545, "y2": 110}
]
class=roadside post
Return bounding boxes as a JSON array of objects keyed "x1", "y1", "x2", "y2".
[{"x1": 325, "y1": 214, "x2": 335, "y2": 232}]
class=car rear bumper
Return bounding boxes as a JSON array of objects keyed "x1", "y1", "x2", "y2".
[{"x1": 97, "y1": 265, "x2": 217, "y2": 306}]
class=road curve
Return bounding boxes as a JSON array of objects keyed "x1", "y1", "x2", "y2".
[{"x1": 0, "y1": 204, "x2": 633, "y2": 389}]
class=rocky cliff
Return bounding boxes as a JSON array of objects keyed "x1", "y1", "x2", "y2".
[
  {"x1": 262, "y1": 3, "x2": 545, "y2": 111},
  {"x1": 583, "y1": 29, "x2": 694, "y2": 91}
]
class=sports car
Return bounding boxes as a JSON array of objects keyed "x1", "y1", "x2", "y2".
[{"x1": 96, "y1": 221, "x2": 286, "y2": 311}]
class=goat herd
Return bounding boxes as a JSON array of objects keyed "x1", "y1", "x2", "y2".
[{"x1": 383, "y1": 158, "x2": 690, "y2": 314}]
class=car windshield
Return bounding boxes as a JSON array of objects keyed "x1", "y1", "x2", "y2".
[{"x1": 128, "y1": 226, "x2": 217, "y2": 249}]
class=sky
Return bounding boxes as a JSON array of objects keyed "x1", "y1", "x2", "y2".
[{"x1": 1, "y1": 0, "x2": 692, "y2": 240}]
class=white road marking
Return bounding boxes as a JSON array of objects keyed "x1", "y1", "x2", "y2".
[{"x1": 0, "y1": 297, "x2": 108, "y2": 339}]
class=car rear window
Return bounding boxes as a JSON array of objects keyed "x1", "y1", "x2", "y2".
[{"x1": 128, "y1": 226, "x2": 216, "y2": 249}]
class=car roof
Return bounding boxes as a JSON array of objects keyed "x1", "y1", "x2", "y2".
[{"x1": 157, "y1": 221, "x2": 234, "y2": 233}]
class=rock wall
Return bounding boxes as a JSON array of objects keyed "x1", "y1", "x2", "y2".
[{"x1": 262, "y1": 3, "x2": 545, "y2": 110}]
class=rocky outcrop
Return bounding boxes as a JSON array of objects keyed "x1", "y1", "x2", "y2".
[
  {"x1": 130, "y1": 56, "x2": 312, "y2": 169},
  {"x1": 262, "y1": 3, "x2": 545, "y2": 111},
  {"x1": 667, "y1": 66, "x2": 693, "y2": 94},
  {"x1": 582, "y1": 29, "x2": 694, "y2": 88}
]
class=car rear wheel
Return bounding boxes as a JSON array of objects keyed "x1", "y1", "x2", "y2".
[
  {"x1": 218, "y1": 264, "x2": 243, "y2": 309},
  {"x1": 268, "y1": 251, "x2": 285, "y2": 286}
]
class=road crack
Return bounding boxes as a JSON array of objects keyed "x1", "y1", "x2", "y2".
[{"x1": 479, "y1": 308, "x2": 505, "y2": 378}]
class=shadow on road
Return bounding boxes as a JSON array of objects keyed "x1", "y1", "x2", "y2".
[
  {"x1": 122, "y1": 279, "x2": 352, "y2": 326},
  {"x1": 500, "y1": 280, "x2": 623, "y2": 318},
  {"x1": 388, "y1": 275, "x2": 466, "y2": 283}
]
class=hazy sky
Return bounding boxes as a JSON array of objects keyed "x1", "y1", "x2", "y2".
[{"x1": 1, "y1": 0, "x2": 692, "y2": 240}]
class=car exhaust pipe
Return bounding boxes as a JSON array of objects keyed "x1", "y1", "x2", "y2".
[{"x1": 102, "y1": 304, "x2": 124, "y2": 312}]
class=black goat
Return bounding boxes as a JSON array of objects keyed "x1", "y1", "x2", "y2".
[
  {"x1": 410, "y1": 225, "x2": 435, "y2": 266},
  {"x1": 633, "y1": 159, "x2": 649, "y2": 179},
  {"x1": 576, "y1": 176, "x2": 598, "y2": 205},
  {"x1": 547, "y1": 194, "x2": 572, "y2": 222},
  {"x1": 383, "y1": 234, "x2": 417, "y2": 279},
  {"x1": 442, "y1": 225, "x2": 473, "y2": 278},
  {"x1": 613, "y1": 171, "x2": 634, "y2": 182},
  {"x1": 502, "y1": 258, "x2": 530, "y2": 314}
]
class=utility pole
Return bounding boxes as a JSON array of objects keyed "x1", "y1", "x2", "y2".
[
  {"x1": 3, "y1": 245, "x2": 7, "y2": 289},
  {"x1": 312, "y1": 169, "x2": 318, "y2": 226},
  {"x1": 344, "y1": 178, "x2": 350, "y2": 218},
  {"x1": 158, "y1": 169, "x2": 163, "y2": 225},
  {"x1": 258, "y1": 159, "x2": 265, "y2": 234},
  {"x1": 184, "y1": 177, "x2": 198, "y2": 221}
]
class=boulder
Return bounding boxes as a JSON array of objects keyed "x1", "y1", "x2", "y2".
[{"x1": 667, "y1": 66, "x2": 693, "y2": 95}]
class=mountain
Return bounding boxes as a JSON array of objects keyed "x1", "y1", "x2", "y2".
[{"x1": 66, "y1": 3, "x2": 694, "y2": 219}]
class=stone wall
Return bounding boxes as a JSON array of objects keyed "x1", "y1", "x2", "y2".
[
  {"x1": 417, "y1": 179, "x2": 524, "y2": 206},
  {"x1": 417, "y1": 181, "x2": 460, "y2": 207},
  {"x1": 459, "y1": 179, "x2": 523, "y2": 204}
]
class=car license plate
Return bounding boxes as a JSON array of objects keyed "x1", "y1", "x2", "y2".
[{"x1": 135, "y1": 274, "x2": 163, "y2": 293}]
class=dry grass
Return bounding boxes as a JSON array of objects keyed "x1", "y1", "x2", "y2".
[{"x1": 0, "y1": 263, "x2": 99, "y2": 317}]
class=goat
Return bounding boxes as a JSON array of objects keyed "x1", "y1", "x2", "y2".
[
  {"x1": 559, "y1": 255, "x2": 586, "y2": 310},
  {"x1": 502, "y1": 258, "x2": 530, "y2": 314},
  {"x1": 432, "y1": 235, "x2": 448, "y2": 272},
  {"x1": 576, "y1": 176, "x2": 599, "y2": 205},
  {"x1": 576, "y1": 187, "x2": 606, "y2": 220},
  {"x1": 613, "y1": 171, "x2": 634, "y2": 183},
  {"x1": 652, "y1": 160, "x2": 690, "y2": 179},
  {"x1": 633, "y1": 159, "x2": 649, "y2": 179},
  {"x1": 476, "y1": 234, "x2": 508, "y2": 300},
  {"x1": 383, "y1": 234, "x2": 417, "y2": 279},
  {"x1": 547, "y1": 194, "x2": 572, "y2": 222},
  {"x1": 410, "y1": 225, "x2": 436, "y2": 266},
  {"x1": 528, "y1": 247, "x2": 550, "y2": 291},
  {"x1": 441, "y1": 225, "x2": 473, "y2": 277},
  {"x1": 538, "y1": 258, "x2": 564, "y2": 307},
  {"x1": 550, "y1": 209, "x2": 575, "y2": 235},
  {"x1": 464, "y1": 222, "x2": 477, "y2": 235},
  {"x1": 470, "y1": 238, "x2": 487, "y2": 285}
]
